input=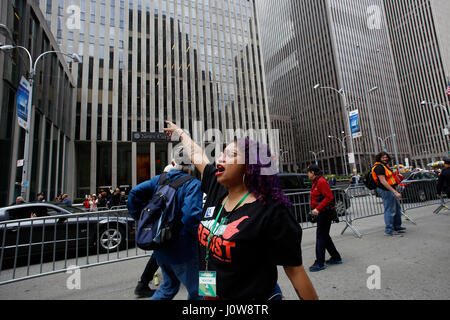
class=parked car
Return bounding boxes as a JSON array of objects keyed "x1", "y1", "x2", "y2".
[
  {"x1": 396, "y1": 171, "x2": 439, "y2": 203},
  {"x1": 277, "y1": 173, "x2": 351, "y2": 223},
  {"x1": 0, "y1": 202, "x2": 135, "y2": 267}
]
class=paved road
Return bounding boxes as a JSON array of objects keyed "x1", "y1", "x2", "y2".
[{"x1": 0, "y1": 204, "x2": 449, "y2": 300}]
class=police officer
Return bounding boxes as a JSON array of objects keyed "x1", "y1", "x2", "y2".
[{"x1": 437, "y1": 158, "x2": 450, "y2": 199}]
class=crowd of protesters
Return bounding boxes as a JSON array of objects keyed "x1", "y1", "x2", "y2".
[{"x1": 82, "y1": 187, "x2": 127, "y2": 211}]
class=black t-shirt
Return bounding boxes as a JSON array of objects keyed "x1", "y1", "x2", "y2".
[
  {"x1": 198, "y1": 164, "x2": 303, "y2": 300},
  {"x1": 374, "y1": 164, "x2": 396, "y2": 191}
]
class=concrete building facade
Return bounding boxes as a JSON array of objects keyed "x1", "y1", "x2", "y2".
[
  {"x1": 0, "y1": 0, "x2": 76, "y2": 206},
  {"x1": 38, "y1": 0, "x2": 271, "y2": 197}
]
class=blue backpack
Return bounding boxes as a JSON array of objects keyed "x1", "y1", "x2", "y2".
[{"x1": 136, "y1": 172, "x2": 193, "y2": 251}]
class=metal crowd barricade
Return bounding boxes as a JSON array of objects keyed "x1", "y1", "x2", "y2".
[
  {"x1": 0, "y1": 208, "x2": 150, "y2": 286},
  {"x1": 285, "y1": 188, "x2": 362, "y2": 238},
  {"x1": 398, "y1": 179, "x2": 442, "y2": 212}
]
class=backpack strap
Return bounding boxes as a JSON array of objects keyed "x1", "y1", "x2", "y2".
[
  {"x1": 169, "y1": 175, "x2": 194, "y2": 190},
  {"x1": 170, "y1": 175, "x2": 194, "y2": 190},
  {"x1": 158, "y1": 172, "x2": 169, "y2": 186}
]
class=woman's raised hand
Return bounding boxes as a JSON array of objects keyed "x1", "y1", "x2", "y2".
[{"x1": 164, "y1": 120, "x2": 183, "y2": 139}]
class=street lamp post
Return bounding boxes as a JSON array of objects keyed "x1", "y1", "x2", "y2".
[
  {"x1": 365, "y1": 86, "x2": 379, "y2": 154},
  {"x1": 421, "y1": 101, "x2": 450, "y2": 136},
  {"x1": 309, "y1": 150, "x2": 325, "y2": 166},
  {"x1": 0, "y1": 44, "x2": 81, "y2": 200},
  {"x1": 328, "y1": 134, "x2": 350, "y2": 176},
  {"x1": 314, "y1": 84, "x2": 357, "y2": 174},
  {"x1": 377, "y1": 134, "x2": 395, "y2": 152},
  {"x1": 355, "y1": 44, "x2": 379, "y2": 155},
  {"x1": 376, "y1": 49, "x2": 400, "y2": 171}
]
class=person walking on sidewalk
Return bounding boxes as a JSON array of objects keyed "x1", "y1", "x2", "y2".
[
  {"x1": 436, "y1": 158, "x2": 450, "y2": 199},
  {"x1": 307, "y1": 164, "x2": 342, "y2": 272},
  {"x1": 164, "y1": 121, "x2": 318, "y2": 300},
  {"x1": 371, "y1": 152, "x2": 405, "y2": 236},
  {"x1": 127, "y1": 145, "x2": 204, "y2": 300}
]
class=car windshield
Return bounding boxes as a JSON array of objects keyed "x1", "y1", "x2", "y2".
[
  {"x1": 52, "y1": 203, "x2": 85, "y2": 213},
  {"x1": 279, "y1": 176, "x2": 302, "y2": 189},
  {"x1": 402, "y1": 172, "x2": 413, "y2": 180}
]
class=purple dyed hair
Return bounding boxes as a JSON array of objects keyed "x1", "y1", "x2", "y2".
[{"x1": 235, "y1": 138, "x2": 292, "y2": 208}]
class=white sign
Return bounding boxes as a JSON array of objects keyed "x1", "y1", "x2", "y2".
[
  {"x1": 348, "y1": 153, "x2": 356, "y2": 164},
  {"x1": 17, "y1": 159, "x2": 24, "y2": 167},
  {"x1": 405, "y1": 158, "x2": 409, "y2": 167}
]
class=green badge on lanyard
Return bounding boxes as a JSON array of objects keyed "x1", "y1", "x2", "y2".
[{"x1": 199, "y1": 271, "x2": 217, "y2": 297}]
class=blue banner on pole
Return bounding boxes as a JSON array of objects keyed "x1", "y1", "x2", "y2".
[
  {"x1": 17, "y1": 76, "x2": 31, "y2": 130},
  {"x1": 349, "y1": 109, "x2": 361, "y2": 138}
]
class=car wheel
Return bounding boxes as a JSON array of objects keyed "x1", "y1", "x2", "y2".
[{"x1": 98, "y1": 226, "x2": 124, "y2": 252}]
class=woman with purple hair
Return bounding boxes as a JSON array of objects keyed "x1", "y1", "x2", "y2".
[{"x1": 164, "y1": 121, "x2": 318, "y2": 300}]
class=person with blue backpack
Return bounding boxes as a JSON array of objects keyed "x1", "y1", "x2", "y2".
[{"x1": 127, "y1": 145, "x2": 204, "y2": 300}]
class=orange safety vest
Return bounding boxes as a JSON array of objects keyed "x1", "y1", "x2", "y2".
[{"x1": 371, "y1": 162, "x2": 401, "y2": 186}]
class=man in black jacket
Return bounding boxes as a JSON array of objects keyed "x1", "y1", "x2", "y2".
[{"x1": 437, "y1": 158, "x2": 450, "y2": 199}]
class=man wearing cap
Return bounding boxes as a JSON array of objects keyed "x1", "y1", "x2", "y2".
[{"x1": 437, "y1": 158, "x2": 450, "y2": 199}]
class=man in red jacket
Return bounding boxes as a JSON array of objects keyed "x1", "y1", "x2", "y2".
[{"x1": 307, "y1": 164, "x2": 342, "y2": 272}]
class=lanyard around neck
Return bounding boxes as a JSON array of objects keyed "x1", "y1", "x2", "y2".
[{"x1": 205, "y1": 191, "x2": 250, "y2": 265}]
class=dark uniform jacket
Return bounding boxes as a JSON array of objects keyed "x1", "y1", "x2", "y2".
[{"x1": 437, "y1": 167, "x2": 450, "y2": 196}]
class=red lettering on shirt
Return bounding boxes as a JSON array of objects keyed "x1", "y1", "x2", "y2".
[
  {"x1": 213, "y1": 236, "x2": 223, "y2": 257},
  {"x1": 223, "y1": 216, "x2": 249, "y2": 239},
  {"x1": 198, "y1": 224, "x2": 210, "y2": 246},
  {"x1": 222, "y1": 240, "x2": 236, "y2": 259}
]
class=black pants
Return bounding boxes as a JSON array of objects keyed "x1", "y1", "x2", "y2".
[
  {"x1": 140, "y1": 254, "x2": 159, "y2": 285},
  {"x1": 315, "y1": 212, "x2": 341, "y2": 266}
]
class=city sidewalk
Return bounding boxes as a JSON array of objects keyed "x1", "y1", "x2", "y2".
[{"x1": 0, "y1": 204, "x2": 449, "y2": 300}]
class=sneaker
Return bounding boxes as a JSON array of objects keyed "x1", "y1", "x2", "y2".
[
  {"x1": 395, "y1": 227, "x2": 406, "y2": 233},
  {"x1": 326, "y1": 258, "x2": 343, "y2": 265},
  {"x1": 134, "y1": 281, "x2": 156, "y2": 298},
  {"x1": 384, "y1": 231, "x2": 403, "y2": 237},
  {"x1": 309, "y1": 264, "x2": 327, "y2": 272}
]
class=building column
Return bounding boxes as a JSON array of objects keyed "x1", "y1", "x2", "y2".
[
  {"x1": 132, "y1": 141, "x2": 137, "y2": 187},
  {"x1": 90, "y1": 141, "x2": 97, "y2": 195}
]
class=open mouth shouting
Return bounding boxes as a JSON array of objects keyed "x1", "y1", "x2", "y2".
[{"x1": 216, "y1": 164, "x2": 225, "y2": 177}]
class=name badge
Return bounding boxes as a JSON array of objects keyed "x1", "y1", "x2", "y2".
[
  {"x1": 199, "y1": 271, "x2": 217, "y2": 297},
  {"x1": 205, "y1": 207, "x2": 215, "y2": 218}
]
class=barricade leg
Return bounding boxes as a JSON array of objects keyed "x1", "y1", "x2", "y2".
[
  {"x1": 433, "y1": 197, "x2": 449, "y2": 215},
  {"x1": 340, "y1": 214, "x2": 362, "y2": 239},
  {"x1": 400, "y1": 200, "x2": 417, "y2": 225}
]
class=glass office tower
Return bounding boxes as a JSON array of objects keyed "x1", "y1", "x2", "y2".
[
  {"x1": 0, "y1": 0, "x2": 75, "y2": 205},
  {"x1": 384, "y1": 0, "x2": 450, "y2": 167},
  {"x1": 38, "y1": 0, "x2": 270, "y2": 197},
  {"x1": 257, "y1": 0, "x2": 412, "y2": 174}
]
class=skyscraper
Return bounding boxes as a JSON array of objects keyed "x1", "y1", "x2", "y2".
[
  {"x1": 257, "y1": 0, "x2": 412, "y2": 174},
  {"x1": 0, "y1": 0, "x2": 76, "y2": 205},
  {"x1": 39, "y1": 0, "x2": 270, "y2": 197},
  {"x1": 384, "y1": 0, "x2": 450, "y2": 167}
]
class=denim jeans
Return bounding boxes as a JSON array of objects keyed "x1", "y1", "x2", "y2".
[
  {"x1": 150, "y1": 256, "x2": 202, "y2": 300},
  {"x1": 377, "y1": 187, "x2": 402, "y2": 233}
]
